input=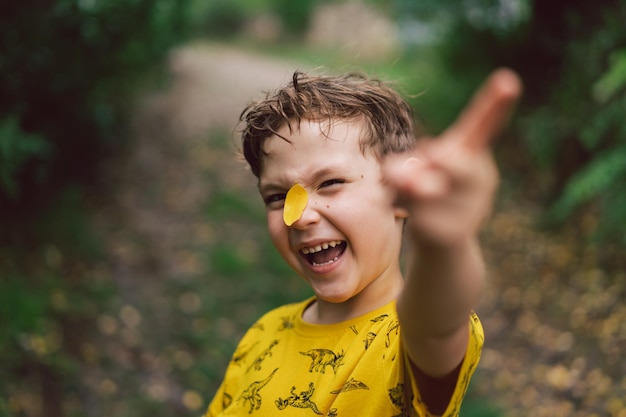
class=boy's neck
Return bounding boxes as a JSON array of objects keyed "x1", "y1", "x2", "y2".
[{"x1": 302, "y1": 277, "x2": 403, "y2": 325}]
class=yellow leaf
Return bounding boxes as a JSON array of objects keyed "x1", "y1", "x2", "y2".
[{"x1": 283, "y1": 183, "x2": 308, "y2": 226}]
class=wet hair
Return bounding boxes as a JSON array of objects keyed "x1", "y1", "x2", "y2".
[{"x1": 239, "y1": 70, "x2": 422, "y2": 178}]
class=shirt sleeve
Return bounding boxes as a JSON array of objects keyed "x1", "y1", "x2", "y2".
[
  {"x1": 204, "y1": 381, "x2": 225, "y2": 417},
  {"x1": 407, "y1": 312, "x2": 484, "y2": 416}
]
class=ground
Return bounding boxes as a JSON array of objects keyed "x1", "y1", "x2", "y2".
[{"x1": 89, "y1": 42, "x2": 625, "y2": 417}]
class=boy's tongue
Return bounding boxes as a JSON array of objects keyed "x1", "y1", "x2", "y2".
[{"x1": 311, "y1": 245, "x2": 343, "y2": 265}]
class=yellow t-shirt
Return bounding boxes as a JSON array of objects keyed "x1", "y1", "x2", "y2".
[{"x1": 205, "y1": 298, "x2": 483, "y2": 417}]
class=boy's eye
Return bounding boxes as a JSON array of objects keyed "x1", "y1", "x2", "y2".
[
  {"x1": 320, "y1": 179, "x2": 344, "y2": 188},
  {"x1": 264, "y1": 193, "x2": 286, "y2": 205}
]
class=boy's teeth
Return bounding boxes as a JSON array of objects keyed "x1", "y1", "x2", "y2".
[{"x1": 301, "y1": 240, "x2": 341, "y2": 254}]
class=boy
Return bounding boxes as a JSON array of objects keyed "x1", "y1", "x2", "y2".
[{"x1": 205, "y1": 69, "x2": 521, "y2": 416}]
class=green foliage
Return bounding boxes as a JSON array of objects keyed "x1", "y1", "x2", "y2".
[
  {"x1": 205, "y1": 189, "x2": 264, "y2": 221},
  {"x1": 0, "y1": 116, "x2": 51, "y2": 198},
  {"x1": 271, "y1": 0, "x2": 318, "y2": 36},
  {"x1": 38, "y1": 186, "x2": 104, "y2": 258},
  {"x1": 192, "y1": 0, "x2": 322, "y2": 40},
  {"x1": 0, "y1": 0, "x2": 190, "y2": 207},
  {"x1": 593, "y1": 49, "x2": 626, "y2": 103},
  {"x1": 548, "y1": 146, "x2": 626, "y2": 242},
  {"x1": 0, "y1": 187, "x2": 108, "y2": 335},
  {"x1": 196, "y1": 0, "x2": 246, "y2": 38},
  {"x1": 211, "y1": 244, "x2": 256, "y2": 275},
  {"x1": 458, "y1": 377, "x2": 504, "y2": 416},
  {"x1": 397, "y1": 0, "x2": 626, "y2": 245},
  {"x1": 0, "y1": 1, "x2": 192, "y2": 414},
  {"x1": 0, "y1": 274, "x2": 49, "y2": 340}
]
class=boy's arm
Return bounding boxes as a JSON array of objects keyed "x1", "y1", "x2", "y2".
[{"x1": 385, "y1": 69, "x2": 522, "y2": 406}]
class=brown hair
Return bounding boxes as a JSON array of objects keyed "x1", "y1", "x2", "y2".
[{"x1": 239, "y1": 71, "x2": 422, "y2": 178}]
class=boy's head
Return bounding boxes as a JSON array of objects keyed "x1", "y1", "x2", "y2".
[{"x1": 239, "y1": 71, "x2": 421, "y2": 178}]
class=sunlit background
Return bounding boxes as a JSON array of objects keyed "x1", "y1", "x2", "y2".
[{"x1": 1, "y1": 0, "x2": 625, "y2": 416}]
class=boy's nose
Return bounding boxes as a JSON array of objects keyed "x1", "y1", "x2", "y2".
[{"x1": 288, "y1": 200, "x2": 321, "y2": 230}]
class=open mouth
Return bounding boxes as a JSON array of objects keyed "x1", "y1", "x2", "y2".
[{"x1": 300, "y1": 240, "x2": 347, "y2": 266}]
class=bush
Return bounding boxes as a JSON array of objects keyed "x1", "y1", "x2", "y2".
[
  {"x1": 0, "y1": 2, "x2": 192, "y2": 415},
  {"x1": 0, "y1": 0, "x2": 190, "y2": 214}
]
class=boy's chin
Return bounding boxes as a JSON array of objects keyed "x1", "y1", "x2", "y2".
[{"x1": 311, "y1": 288, "x2": 356, "y2": 305}]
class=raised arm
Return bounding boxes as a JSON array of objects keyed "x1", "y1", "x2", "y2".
[{"x1": 384, "y1": 69, "x2": 522, "y2": 409}]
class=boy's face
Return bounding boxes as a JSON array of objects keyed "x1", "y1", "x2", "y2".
[{"x1": 258, "y1": 119, "x2": 407, "y2": 306}]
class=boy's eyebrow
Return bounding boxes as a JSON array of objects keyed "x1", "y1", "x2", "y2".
[
  {"x1": 258, "y1": 167, "x2": 342, "y2": 194},
  {"x1": 258, "y1": 182, "x2": 281, "y2": 195}
]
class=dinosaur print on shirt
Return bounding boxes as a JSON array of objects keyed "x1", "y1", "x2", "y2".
[
  {"x1": 275, "y1": 382, "x2": 323, "y2": 415},
  {"x1": 330, "y1": 378, "x2": 369, "y2": 394},
  {"x1": 237, "y1": 368, "x2": 278, "y2": 413},
  {"x1": 247, "y1": 339, "x2": 279, "y2": 372},
  {"x1": 300, "y1": 349, "x2": 345, "y2": 374}
]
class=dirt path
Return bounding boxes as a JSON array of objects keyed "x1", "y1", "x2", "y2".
[{"x1": 90, "y1": 43, "x2": 624, "y2": 417}]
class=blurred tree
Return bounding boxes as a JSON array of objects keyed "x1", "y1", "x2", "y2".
[
  {"x1": 199, "y1": 0, "x2": 247, "y2": 38},
  {"x1": 396, "y1": 0, "x2": 626, "y2": 244},
  {"x1": 271, "y1": 0, "x2": 318, "y2": 37},
  {"x1": 0, "y1": 0, "x2": 190, "y2": 220},
  {"x1": 0, "y1": 2, "x2": 191, "y2": 416}
]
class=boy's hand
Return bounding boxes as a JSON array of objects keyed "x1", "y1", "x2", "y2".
[{"x1": 384, "y1": 69, "x2": 522, "y2": 248}]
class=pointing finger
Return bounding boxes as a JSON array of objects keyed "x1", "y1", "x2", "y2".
[{"x1": 443, "y1": 68, "x2": 522, "y2": 150}]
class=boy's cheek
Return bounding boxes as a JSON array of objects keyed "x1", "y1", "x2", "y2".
[
  {"x1": 267, "y1": 212, "x2": 285, "y2": 231},
  {"x1": 267, "y1": 214, "x2": 293, "y2": 248}
]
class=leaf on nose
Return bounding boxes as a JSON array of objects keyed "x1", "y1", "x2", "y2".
[{"x1": 283, "y1": 183, "x2": 308, "y2": 226}]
